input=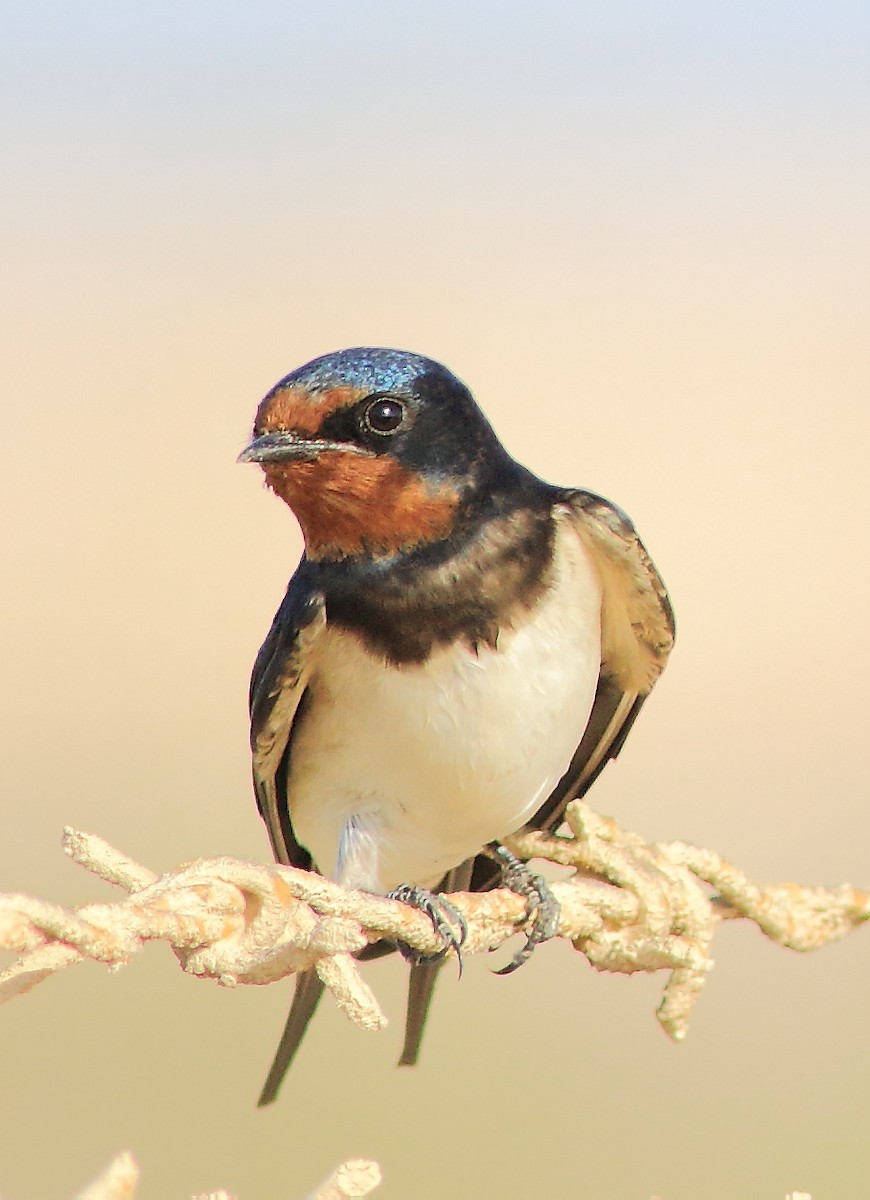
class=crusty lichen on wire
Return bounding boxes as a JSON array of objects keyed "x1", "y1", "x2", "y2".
[{"x1": 0, "y1": 800, "x2": 867, "y2": 1044}]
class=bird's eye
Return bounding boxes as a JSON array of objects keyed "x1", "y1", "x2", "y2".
[{"x1": 363, "y1": 397, "x2": 406, "y2": 435}]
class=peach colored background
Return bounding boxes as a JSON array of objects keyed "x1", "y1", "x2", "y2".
[{"x1": 1, "y1": 4, "x2": 868, "y2": 1197}]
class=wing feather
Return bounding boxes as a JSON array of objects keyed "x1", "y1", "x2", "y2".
[
  {"x1": 249, "y1": 582, "x2": 326, "y2": 867},
  {"x1": 528, "y1": 489, "x2": 674, "y2": 833}
]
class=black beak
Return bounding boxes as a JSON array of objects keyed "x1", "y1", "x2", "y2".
[{"x1": 237, "y1": 430, "x2": 368, "y2": 464}]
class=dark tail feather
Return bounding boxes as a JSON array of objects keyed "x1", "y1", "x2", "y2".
[
  {"x1": 398, "y1": 858, "x2": 475, "y2": 1068},
  {"x1": 257, "y1": 970, "x2": 325, "y2": 1106},
  {"x1": 399, "y1": 958, "x2": 443, "y2": 1066}
]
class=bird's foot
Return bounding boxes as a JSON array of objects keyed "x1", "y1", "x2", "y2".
[
  {"x1": 485, "y1": 842, "x2": 560, "y2": 975},
  {"x1": 388, "y1": 884, "x2": 468, "y2": 971}
]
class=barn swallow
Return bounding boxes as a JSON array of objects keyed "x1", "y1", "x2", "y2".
[{"x1": 239, "y1": 348, "x2": 674, "y2": 1106}]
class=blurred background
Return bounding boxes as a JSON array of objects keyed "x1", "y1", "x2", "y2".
[{"x1": 1, "y1": 3, "x2": 868, "y2": 1197}]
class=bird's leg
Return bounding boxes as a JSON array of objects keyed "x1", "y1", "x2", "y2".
[
  {"x1": 387, "y1": 884, "x2": 468, "y2": 969},
  {"x1": 485, "y1": 841, "x2": 560, "y2": 974}
]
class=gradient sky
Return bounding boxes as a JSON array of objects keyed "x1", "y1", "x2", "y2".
[{"x1": 1, "y1": 4, "x2": 869, "y2": 1198}]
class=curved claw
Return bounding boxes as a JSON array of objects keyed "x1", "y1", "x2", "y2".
[
  {"x1": 388, "y1": 884, "x2": 468, "y2": 974},
  {"x1": 486, "y1": 842, "x2": 560, "y2": 975}
]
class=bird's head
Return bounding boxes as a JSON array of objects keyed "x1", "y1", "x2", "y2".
[{"x1": 239, "y1": 348, "x2": 505, "y2": 560}]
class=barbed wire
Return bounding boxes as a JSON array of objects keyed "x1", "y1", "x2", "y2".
[{"x1": 1, "y1": 801, "x2": 866, "y2": 1043}]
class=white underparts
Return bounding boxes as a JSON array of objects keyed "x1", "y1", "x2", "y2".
[{"x1": 288, "y1": 514, "x2": 603, "y2": 893}]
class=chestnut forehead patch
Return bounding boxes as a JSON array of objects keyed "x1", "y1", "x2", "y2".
[{"x1": 254, "y1": 384, "x2": 365, "y2": 436}]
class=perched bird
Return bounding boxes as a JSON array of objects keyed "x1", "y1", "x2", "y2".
[{"x1": 239, "y1": 348, "x2": 674, "y2": 1105}]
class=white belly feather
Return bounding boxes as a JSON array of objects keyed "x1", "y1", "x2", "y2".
[{"x1": 289, "y1": 515, "x2": 602, "y2": 892}]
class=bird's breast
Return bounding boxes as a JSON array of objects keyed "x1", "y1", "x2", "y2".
[{"x1": 288, "y1": 513, "x2": 603, "y2": 892}]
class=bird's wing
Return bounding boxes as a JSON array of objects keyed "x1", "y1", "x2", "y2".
[
  {"x1": 250, "y1": 576, "x2": 328, "y2": 1107},
  {"x1": 528, "y1": 488, "x2": 675, "y2": 833},
  {"x1": 249, "y1": 578, "x2": 326, "y2": 870}
]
